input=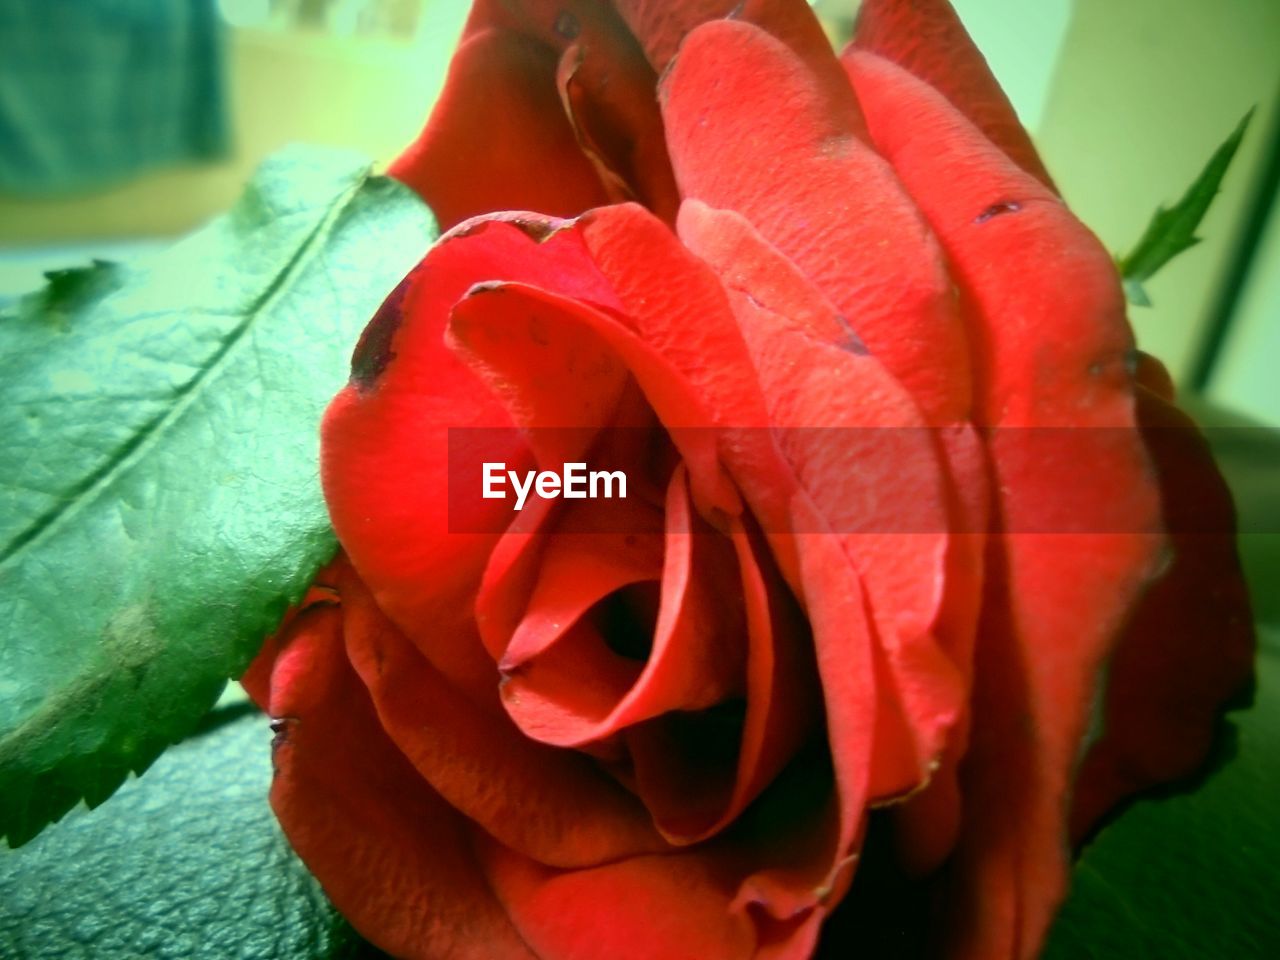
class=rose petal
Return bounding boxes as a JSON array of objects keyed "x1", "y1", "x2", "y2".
[
  {"x1": 500, "y1": 467, "x2": 747, "y2": 748},
  {"x1": 678, "y1": 200, "x2": 968, "y2": 801},
  {"x1": 713, "y1": 520, "x2": 822, "y2": 843},
  {"x1": 496, "y1": 498, "x2": 666, "y2": 671},
  {"x1": 574, "y1": 203, "x2": 881, "y2": 867},
  {"x1": 659, "y1": 20, "x2": 991, "y2": 854},
  {"x1": 389, "y1": 26, "x2": 609, "y2": 229},
  {"x1": 847, "y1": 50, "x2": 1164, "y2": 958},
  {"x1": 451, "y1": 274, "x2": 819, "y2": 842},
  {"x1": 844, "y1": 52, "x2": 1137, "y2": 430},
  {"x1": 1134, "y1": 348, "x2": 1178, "y2": 402},
  {"x1": 849, "y1": 0, "x2": 1056, "y2": 189},
  {"x1": 478, "y1": 738, "x2": 841, "y2": 948},
  {"x1": 394, "y1": 0, "x2": 683, "y2": 224},
  {"x1": 660, "y1": 19, "x2": 972, "y2": 424},
  {"x1": 613, "y1": 0, "x2": 859, "y2": 133},
  {"x1": 447, "y1": 274, "x2": 630, "y2": 464},
  {"x1": 554, "y1": 37, "x2": 680, "y2": 221},
  {"x1": 478, "y1": 838, "x2": 756, "y2": 960},
  {"x1": 609, "y1": 469, "x2": 819, "y2": 843},
  {"x1": 892, "y1": 425, "x2": 990, "y2": 872},
  {"x1": 502, "y1": 280, "x2": 744, "y2": 512},
  {"x1": 626, "y1": 504, "x2": 820, "y2": 845},
  {"x1": 434, "y1": 206, "x2": 881, "y2": 897},
  {"x1": 240, "y1": 564, "x2": 341, "y2": 709},
  {"x1": 322, "y1": 216, "x2": 621, "y2": 703},
  {"x1": 256, "y1": 586, "x2": 535, "y2": 960},
  {"x1": 725, "y1": 755, "x2": 856, "y2": 924},
  {"x1": 368, "y1": 203, "x2": 880, "y2": 903},
  {"x1": 338, "y1": 560, "x2": 670, "y2": 869}
]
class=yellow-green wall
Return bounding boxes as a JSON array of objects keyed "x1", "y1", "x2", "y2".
[
  {"x1": 1211, "y1": 168, "x2": 1280, "y2": 425},
  {"x1": 1034, "y1": 0, "x2": 1280, "y2": 389}
]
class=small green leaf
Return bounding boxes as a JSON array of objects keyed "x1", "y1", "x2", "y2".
[
  {"x1": 0, "y1": 146, "x2": 436, "y2": 847},
  {"x1": 0, "y1": 700, "x2": 388, "y2": 959},
  {"x1": 1117, "y1": 111, "x2": 1252, "y2": 306}
]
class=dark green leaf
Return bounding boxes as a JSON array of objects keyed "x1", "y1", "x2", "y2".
[
  {"x1": 1117, "y1": 111, "x2": 1252, "y2": 306},
  {"x1": 0, "y1": 697, "x2": 388, "y2": 959},
  {"x1": 1044, "y1": 633, "x2": 1280, "y2": 959},
  {"x1": 0, "y1": 146, "x2": 436, "y2": 847}
]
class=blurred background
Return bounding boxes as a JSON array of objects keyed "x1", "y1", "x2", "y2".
[{"x1": 0, "y1": 0, "x2": 1276, "y2": 424}]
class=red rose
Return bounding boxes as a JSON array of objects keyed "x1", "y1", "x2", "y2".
[{"x1": 242, "y1": 1, "x2": 1254, "y2": 957}]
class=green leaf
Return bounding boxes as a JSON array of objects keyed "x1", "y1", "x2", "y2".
[
  {"x1": 1044, "y1": 633, "x2": 1280, "y2": 958},
  {"x1": 0, "y1": 698, "x2": 388, "y2": 959},
  {"x1": 1117, "y1": 111, "x2": 1252, "y2": 306},
  {"x1": 0, "y1": 146, "x2": 436, "y2": 847}
]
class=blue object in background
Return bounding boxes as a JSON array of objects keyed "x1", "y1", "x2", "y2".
[{"x1": 0, "y1": 0, "x2": 229, "y2": 195}]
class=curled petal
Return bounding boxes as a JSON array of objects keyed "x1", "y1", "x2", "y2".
[
  {"x1": 498, "y1": 468, "x2": 747, "y2": 751},
  {"x1": 447, "y1": 277, "x2": 631, "y2": 461},
  {"x1": 339, "y1": 561, "x2": 670, "y2": 869},
  {"x1": 254, "y1": 583, "x2": 536, "y2": 960}
]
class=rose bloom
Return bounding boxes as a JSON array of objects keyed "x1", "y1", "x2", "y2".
[{"x1": 242, "y1": 1, "x2": 1255, "y2": 958}]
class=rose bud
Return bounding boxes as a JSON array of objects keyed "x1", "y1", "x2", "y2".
[{"x1": 241, "y1": 1, "x2": 1255, "y2": 957}]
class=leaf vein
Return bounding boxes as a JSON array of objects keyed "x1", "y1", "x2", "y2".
[{"x1": 0, "y1": 173, "x2": 369, "y2": 569}]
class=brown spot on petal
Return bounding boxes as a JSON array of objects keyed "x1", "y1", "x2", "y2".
[
  {"x1": 506, "y1": 213, "x2": 576, "y2": 243},
  {"x1": 350, "y1": 276, "x2": 411, "y2": 392},
  {"x1": 974, "y1": 200, "x2": 1022, "y2": 223},
  {"x1": 269, "y1": 716, "x2": 298, "y2": 751},
  {"x1": 835, "y1": 314, "x2": 870, "y2": 355},
  {"x1": 442, "y1": 213, "x2": 575, "y2": 245}
]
